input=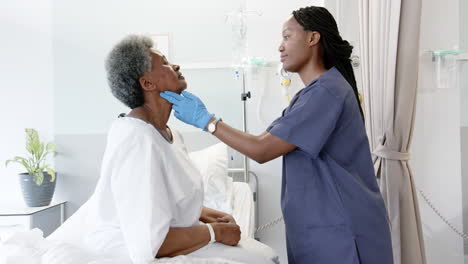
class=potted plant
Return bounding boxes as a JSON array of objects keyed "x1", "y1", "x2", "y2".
[{"x1": 5, "y1": 128, "x2": 58, "y2": 207}]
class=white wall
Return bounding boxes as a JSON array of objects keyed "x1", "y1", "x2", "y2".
[
  {"x1": 0, "y1": 0, "x2": 55, "y2": 206},
  {"x1": 411, "y1": 0, "x2": 464, "y2": 263},
  {"x1": 460, "y1": 0, "x2": 468, "y2": 128},
  {"x1": 460, "y1": 0, "x2": 468, "y2": 257},
  {"x1": 461, "y1": 0, "x2": 468, "y2": 53},
  {"x1": 52, "y1": 0, "x2": 243, "y2": 135}
]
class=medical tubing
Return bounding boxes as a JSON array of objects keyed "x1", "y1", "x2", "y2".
[
  {"x1": 417, "y1": 187, "x2": 468, "y2": 240},
  {"x1": 253, "y1": 66, "x2": 270, "y2": 128},
  {"x1": 254, "y1": 188, "x2": 468, "y2": 239},
  {"x1": 255, "y1": 216, "x2": 284, "y2": 235},
  {"x1": 251, "y1": 164, "x2": 467, "y2": 239}
]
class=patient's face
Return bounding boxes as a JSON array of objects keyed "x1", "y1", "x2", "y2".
[{"x1": 147, "y1": 49, "x2": 187, "y2": 94}]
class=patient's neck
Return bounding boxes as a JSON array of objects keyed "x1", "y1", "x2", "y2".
[
  {"x1": 145, "y1": 96, "x2": 171, "y2": 131},
  {"x1": 130, "y1": 93, "x2": 171, "y2": 131}
]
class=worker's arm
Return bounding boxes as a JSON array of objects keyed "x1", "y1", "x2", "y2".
[
  {"x1": 160, "y1": 90, "x2": 296, "y2": 163},
  {"x1": 208, "y1": 118, "x2": 296, "y2": 164}
]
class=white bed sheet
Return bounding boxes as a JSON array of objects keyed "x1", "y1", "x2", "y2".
[
  {"x1": 0, "y1": 229, "x2": 278, "y2": 264},
  {"x1": 231, "y1": 182, "x2": 255, "y2": 239}
]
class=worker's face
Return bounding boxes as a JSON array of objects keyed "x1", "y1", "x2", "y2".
[
  {"x1": 140, "y1": 49, "x2": 187, "y2": 94},
  {"x1": 278, "y1": 16, "x2": 317, "y2": 73}
]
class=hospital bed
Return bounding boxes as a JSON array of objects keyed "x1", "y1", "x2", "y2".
[
  {"x1": 0, "y1": 132, "x2": 278, "y2": 263},
  {"x1": 228, "y1": 170, "x2": 258, "y2": 239}
]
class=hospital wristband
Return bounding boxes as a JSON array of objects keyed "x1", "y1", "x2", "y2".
[{"x1": 206, "y1": 223, "x2": 216, "y2": 243}]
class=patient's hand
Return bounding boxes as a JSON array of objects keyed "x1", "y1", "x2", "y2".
[
  {"x1": 212, "y1": 223, "x2": 241, "y2": 246},
  {"x1": 216, "y1": 215, "x2": 236, "y2": 225},
  {"x1": 200, "y1": 207, "x2": 236, "y2": 225}
]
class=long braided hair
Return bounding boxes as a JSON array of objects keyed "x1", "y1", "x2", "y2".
[{"x1": 293, "y1": 6, "x2": 364, "y2": 119}]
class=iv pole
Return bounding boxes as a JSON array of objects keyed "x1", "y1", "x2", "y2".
[
  {"x1": 240, "y1": 69, "x2": 251, "y2": 183},
  {"x1": 227, "y1": 3, "x2": 258, "y2": 183}
]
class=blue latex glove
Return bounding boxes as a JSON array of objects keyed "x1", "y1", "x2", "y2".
[{"x1": 160, "y1": 90, "x2": 214, "y2": 130}]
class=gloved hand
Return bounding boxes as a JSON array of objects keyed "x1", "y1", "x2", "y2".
[{"x1": 160, "y1": 90, "x2": 214, "y2": 130}]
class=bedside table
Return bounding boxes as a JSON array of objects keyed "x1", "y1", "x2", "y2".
[{"x1": 0, "y1": 201, "x2": 66, "y2": 240}]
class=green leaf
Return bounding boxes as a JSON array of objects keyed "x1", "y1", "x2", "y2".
[
  {"x1": 7, "y1": 129, "x2": 57, "y2": 177},
  {"x1": 13, "y1": 156, "x2": 27, "y2": 161},
  {"x1": 46, "y1": 143, "x2": 57, "y2": 153},
  {"x1": 25, "y1": 128, "x2": 39, "y2": 155},
  {"x1": 26, "y1": 140, "x2": 33, "y2": 154},
  {"x1": 5, "y1": 157, "x2": 31, "y2": 171},
  {"x1": 39, "y1": 164, "x2": 49, "y2": 172},
  {"x1": 26, "y1": 128, "x2": 39, "y2": 142},
  {"x1": 46, "y1": 168, "x2": 56, "y2": 182},
  {"x1": 36, "y1": 143, "x2": 45, "y2": 161},
  {"x1": 34, "y1": 171, "x2": 44, "y2": 186},
  {"x1": 19, "y1": 159, "x2": 30, "y2": 171}
]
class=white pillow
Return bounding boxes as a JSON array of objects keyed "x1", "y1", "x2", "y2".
[{"x1": 189, "y1": 143, "x2": 234, "y2": 214}]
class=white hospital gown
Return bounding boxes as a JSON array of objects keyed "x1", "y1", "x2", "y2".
[
  {"x1": 49, "y1": 116, "x2": 277, "y2": 264},
  {"x1": 51, "y1": 116, "x2": 204, "y2": 263}
]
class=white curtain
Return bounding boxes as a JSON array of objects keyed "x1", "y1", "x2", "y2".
[{"x1": 358, "y1": 0, "x2": 426, "y2": 263}]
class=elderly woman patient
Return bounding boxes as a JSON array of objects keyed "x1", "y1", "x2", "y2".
[{"x1": 48, "y1": 35, "x2": 276, "y2": 264}]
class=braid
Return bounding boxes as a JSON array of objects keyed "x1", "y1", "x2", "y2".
[{"x1": 293, "y1": 6, "x2": 364, "y2": 120}]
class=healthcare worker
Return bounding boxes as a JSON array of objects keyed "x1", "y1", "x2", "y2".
[{"x1": 161, "y1": 6, "x2": 393, "y2": 264}]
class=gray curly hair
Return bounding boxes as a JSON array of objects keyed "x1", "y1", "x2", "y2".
[{"x1": 105, "y1": 35, "x2": 154, "y2": 109}]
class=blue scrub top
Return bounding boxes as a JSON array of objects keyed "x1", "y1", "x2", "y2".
[{"x1": 267, "y1": 67, "x2": 393, "y2": 264}]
